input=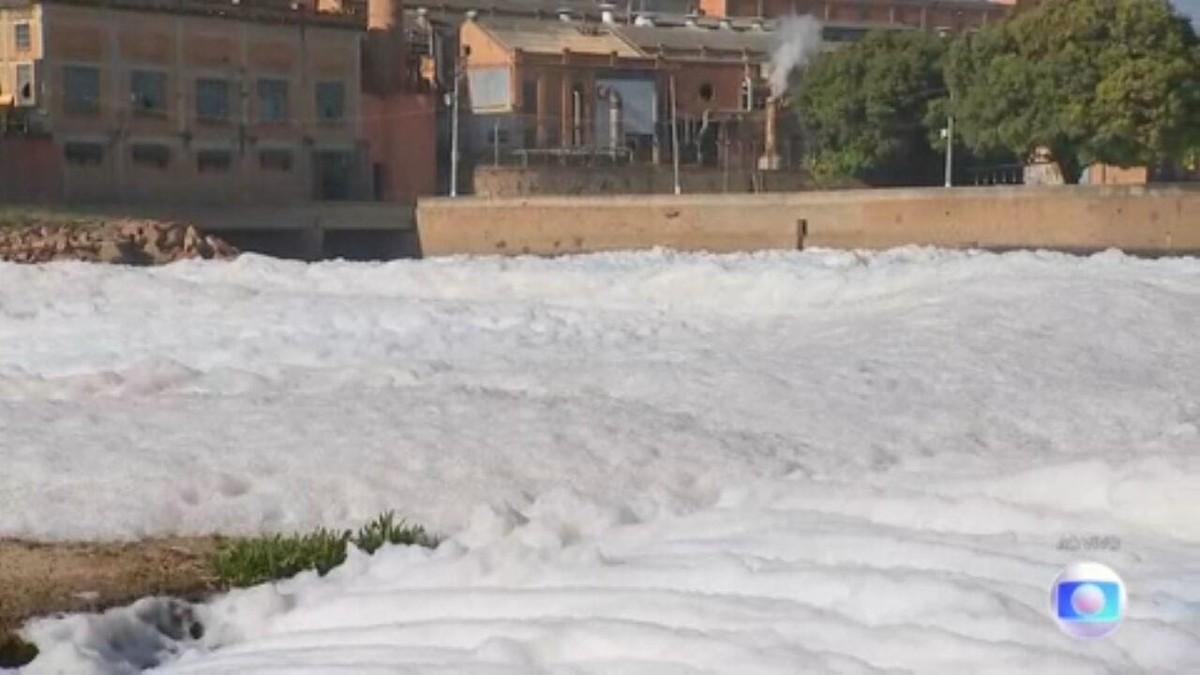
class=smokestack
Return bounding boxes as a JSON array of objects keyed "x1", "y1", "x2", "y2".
[
  {"x1": 600, "y1": 2, "x2": 616, "y2": 24},
  {"x1": 758, "y1": 97, "x2": 781, "y2": 171},
  {"x1": 598, "y1": 85, "x2": 623, "y2": 153},
  {"x1": 365, "y1": 0, "x2": 406, "y2": 95}
]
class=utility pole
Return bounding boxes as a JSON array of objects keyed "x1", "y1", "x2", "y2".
[
  {"x1": 943, "y1": 110, "x2": 954, "y2": 188},
  {"x1": 449, "y1": 49, "x2": 465, "y2": 197},
  {"x1": 670, "y1": 74, "x2": 681, "y2": 195}
]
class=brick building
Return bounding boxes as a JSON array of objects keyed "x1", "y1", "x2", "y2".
[{"x1": 0, "y1": 0, "x2": 373, "y2": 206}]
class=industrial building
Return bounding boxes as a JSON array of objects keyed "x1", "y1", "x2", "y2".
[{"x1": 0, "y1": 0, "x2": 369, "y2": 205}]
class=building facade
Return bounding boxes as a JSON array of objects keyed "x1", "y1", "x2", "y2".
[{"x1": 0, "y1": 0, "x2": 366, "y2": 206}]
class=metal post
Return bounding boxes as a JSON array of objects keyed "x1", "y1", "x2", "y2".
[
  {"x1": 450, "y1": 57, "x2": 462, "y2": 197},
  {"x1": 670, "y1": 74, "x2": 681, "y2": 195},
  {"x1": 944, "y1": 111, "x2": 954, "y2": 188},
  {"x1": 492, "y1": 119, "x2": 500, "y2": 166}
]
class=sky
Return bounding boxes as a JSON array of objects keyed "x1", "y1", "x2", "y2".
[{"x1": 1177, "y1": 0, "x2": 1200, "y2": 25}]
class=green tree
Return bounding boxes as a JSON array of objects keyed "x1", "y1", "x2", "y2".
[
  {"x1": 793, "y1": 30, "x2": 951, "y2": 186},
  {"x1": 947, "y1": 0, "x2": 1200, "y2": 182}
]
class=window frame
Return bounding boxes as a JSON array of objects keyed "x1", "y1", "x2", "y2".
[
  {"x1": 130, "y1": 69, "x2": 168, "y2": 116},
  {"x1": 13, "y1": 22, "x2": 31, "y2": 52},
  {"x1": 195, "y1": 77, "x2": 231, "y2": 123},
  {"x1": 256, "y1": 77, "x2": 290, "y2": 124},
  {"x1": 315, "y1": 81, "x2": 345, "y2": 123},
  {"x1": 62, "y1": 65, "x2": 101, "y2": 116}
]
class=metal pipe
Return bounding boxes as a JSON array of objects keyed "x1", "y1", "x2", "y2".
[
  {"x1": 597, "y1": 85, "x2": 623, "y2": 154},
  {"x1": 758, "y1": 96, "x2": 780, "y2": 171},
  {"x1": 670, "y1": 75, "x2": 681, "y2": 194},
  {"x1": 573, "y1": 87, "x2": 581, "y2": 146},
  {"x1": 944, "y1": 108, "x2": 954, "y2": 187},
  {"x1": 450, "y1": 57, "x2": 461, "y2": 196}
]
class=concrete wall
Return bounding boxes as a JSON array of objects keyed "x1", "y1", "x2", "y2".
[
  {"x1": 418, "y1": 194, "x2": 806, "y2": 256},
  {"x1": 417, "y1": 185, "x2": 1200, "y2": 257}
]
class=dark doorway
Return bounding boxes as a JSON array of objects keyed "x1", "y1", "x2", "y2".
[{"x1": 313, "y1": 150, "x2": 354, "y2": 201}]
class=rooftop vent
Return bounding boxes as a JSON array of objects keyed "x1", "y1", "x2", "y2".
[{"x1": 599, "y1": 2, "x2": 616, "y2": 24}]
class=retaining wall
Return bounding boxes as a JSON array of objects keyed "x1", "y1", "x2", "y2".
[{"x1": 416, "y1": 185, "x2": 1200, "y2": 257}]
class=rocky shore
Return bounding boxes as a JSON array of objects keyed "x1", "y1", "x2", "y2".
[{"x1": 0, "y1": 219, "x2": 238, "y2": 264}]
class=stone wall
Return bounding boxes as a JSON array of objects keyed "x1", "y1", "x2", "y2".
[{"x1": 417, "y1": 185, "x2": 1200, "y2": 257}]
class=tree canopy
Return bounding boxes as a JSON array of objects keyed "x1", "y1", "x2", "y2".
[
  {"x1": 791, "y1": 0, "x2": 1200, "y2": 184},
  {"x1": 946, "y1": 0, "x2": 1200, "y2": 180},
  {"x1": 792, "y1": 30, "x2": 951, "y2": 185}
]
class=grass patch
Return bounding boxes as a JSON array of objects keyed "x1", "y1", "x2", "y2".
[
  {"x1": 213, "y1": 512, "x2": 438, "y2": 588},
  {"x1": 0, "y1": 633, "x2": 38, "y2": 669},
  {"x1": 0, "y1": 206, "x2": 101, "y2": 229}
]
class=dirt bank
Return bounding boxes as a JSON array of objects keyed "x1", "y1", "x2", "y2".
[{"x1": 0, "y1": 537, "x2": 223, "y2": 666}]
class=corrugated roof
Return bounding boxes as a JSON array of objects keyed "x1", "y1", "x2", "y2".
[
  {"x1": 613, "y1": 24, "x2": 776, "y2": 58},
  {"x1": 477, "y1": 18, "x2": 644, "y2": 56}
]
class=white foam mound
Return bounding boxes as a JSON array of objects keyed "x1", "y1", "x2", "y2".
[{"x1": 4, "y1": 248, "x2": 1199, "y2": 672}]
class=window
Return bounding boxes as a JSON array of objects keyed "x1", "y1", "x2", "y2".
[
  {"x1": 131, "y1": 70, "x2": 167, "y2": 115},
  {"x1": 259, "y1": 148, "x2": 293, "y2": 171},
  {"x1": 63, "y1": 65, "x2": 100, "y2": 115},
  {"x1": 14, "y1": 23, "x2": 31, "y2": 51},
  {"x1": 15, "y1": 63, "x2": 34, "y2": 104},
  {"x1": 130, "y1": 143, "x2": 170, "y2": 168},
  {"x1": 315, "y1": 81, "x2": 344, "y2": 122},
  {"x1": 257, "y1": 78, "x2": 288, "y2": 123},
  {"x1": 698, "y1": 82, "x2": 714, "y2": 102},
  {"x1": 195, "y1": 78, "x2": 230, "y2": 122},
  {"x1": 196, "y1": 148, "x2": 232, "y2": 172},
  {"x1": 63, "y1": 142, "x2": 104, "y2": 166},
  {"x1": 486, "y1": 127, "x2": 510, "y2": 145}
]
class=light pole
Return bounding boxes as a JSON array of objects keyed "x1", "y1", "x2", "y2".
[
  {"x1": 942, "y1": 106, "x2": 954, "y2": 188},
  {"x1": 449, "y1": 56, "x2": 462, "y2": 197}
]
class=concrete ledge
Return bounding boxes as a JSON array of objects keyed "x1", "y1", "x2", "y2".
[
  {"x1": 416, "y1": 196, "x2": 806, "y2": 256},
  {"x1": 417, "y1": 185, "x2": 1200, "y2": 257},
  {"x1": 61, "y1": 202, "x2": 417, "y2": 232}
]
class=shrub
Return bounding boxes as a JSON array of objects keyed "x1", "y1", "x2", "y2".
[{"x1": 213, "y1": 512, "x2": 437, "y2": 588}]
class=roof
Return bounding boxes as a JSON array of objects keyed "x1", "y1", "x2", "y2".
[
  {"x1": 612, "y1": 23, "x2": 776, "y2": 59},
  {"x1": 476, "y1": 17, "x2": 643, "y2": 57}
]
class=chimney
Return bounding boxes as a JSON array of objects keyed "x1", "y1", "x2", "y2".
[
  {"x1": 600, "y1": 2, "x2": 616, "y2": 24},
  {"x1": 598, "y1": 86, "x2": 623, "y2": 152},
  {"x1": 365, "y1": 0, "x2": 406, "y2": 95},
  {"x1": 758, "y1": 97, "x2": 781, "y2": 171}
]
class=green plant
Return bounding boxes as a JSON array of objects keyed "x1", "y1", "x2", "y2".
[{"x1": 213, "y1": 512, "x2": 437, "y2": 588}]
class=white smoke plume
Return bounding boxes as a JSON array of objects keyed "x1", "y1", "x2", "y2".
[{"x1": 768, "y1": 15, "x2": 823, "y2": 99}]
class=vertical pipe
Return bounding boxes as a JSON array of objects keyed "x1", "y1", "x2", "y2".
[
  {"x1": 944, "y1": 111, "x2": 954, "y2": 188},
  {"x1": 573, "y1": 87, "x2": 581, "y2": 146},
  {"x1": 450, "y1": 59, "x2": 460, "y2": 196},
  {"x1": 493, "y1": 118, "x2": 499, "y2": 166},
  {"x1": 670, "y1": 75, "x2": 681, "y2": 195}
]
